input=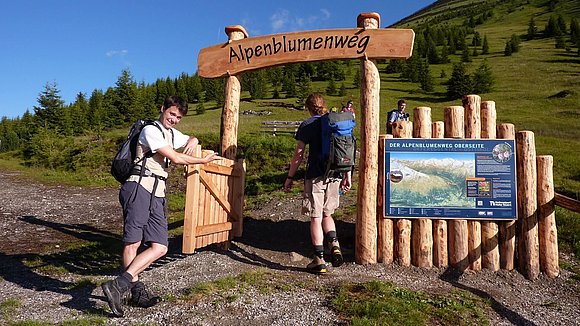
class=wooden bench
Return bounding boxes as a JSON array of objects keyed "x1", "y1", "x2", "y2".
[{"x1": 261, "y1": 120, "x2": 302, "y2": 136}]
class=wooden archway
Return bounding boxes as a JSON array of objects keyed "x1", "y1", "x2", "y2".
[{"x1": 197, "y1": 12, "x2": 415, "y2": 264}]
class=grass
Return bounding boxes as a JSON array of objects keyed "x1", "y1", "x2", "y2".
[
  {"x1": 1, "y1": 298, "x2": 22, "y2": 321},
  {"x1": 180, "y1": 268, "x2": 300, "y2": 304},
  {"x1": 331, "y1": 280, "x2": 490, "y2": 326},
  {"x1": 178, "y1": 270, "x2": 491, "y2": 324}
]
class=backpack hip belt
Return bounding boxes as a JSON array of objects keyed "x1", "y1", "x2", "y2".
[{"x1": 130, "y1": 167, "x2": 167, "y2": 181}]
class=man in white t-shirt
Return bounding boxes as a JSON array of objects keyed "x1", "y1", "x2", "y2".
[{"x1": 102, "y1": 96, "x2": 217, "y2": 317}]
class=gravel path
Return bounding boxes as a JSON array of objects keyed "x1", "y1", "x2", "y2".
[{"x1": 0, "y1": 170, "x2": 579, "y2": 325}]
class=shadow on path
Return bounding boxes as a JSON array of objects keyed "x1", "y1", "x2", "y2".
[{"x1": 440, "y1": 268, "x2": 537, "y2": 326}]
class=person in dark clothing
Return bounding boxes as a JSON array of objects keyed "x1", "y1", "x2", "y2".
[
  {"x1": 283, "y1": 93, "x2": 351, "y2": 274},
  {"x1": 386, "y1": 99, "x2": 409, "y2": 134}
]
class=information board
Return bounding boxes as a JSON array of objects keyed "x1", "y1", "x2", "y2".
[{"x1": 384, "y1": 139, "x2": 517, "y2": 220}]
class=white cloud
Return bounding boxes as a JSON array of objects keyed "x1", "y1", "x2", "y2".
[
  {"x1": 270, "y1": 9, "x2": 289, "y2": 32},
  {"x1": 106, "y1": 50, "x2": 128, "y2": 57},
  {"x1": 270, "y1": 8, "x2": 332, "y2": 33}
]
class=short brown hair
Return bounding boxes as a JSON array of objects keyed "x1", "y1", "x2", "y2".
[
  {"x1": 305, "y1": 93, "x2": 327, "y2": 116},
  {"x1": 397, "y1": 99, "x2": 406, "y2": 106},
  {"x1": 163, "y1": 96, "x2": 188, "y2": 115}
]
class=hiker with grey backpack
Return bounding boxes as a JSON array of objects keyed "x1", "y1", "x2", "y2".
[
  {"x1": 283, "y1": 93, "x2": 355, "y2": 274},
  {"x1": 102, "y1": 96, "x2": 218, "y2": 317}
]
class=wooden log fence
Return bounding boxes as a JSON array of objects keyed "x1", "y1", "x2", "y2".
[{"x1": 378, "y1": 94, "x2": 563, "y2": 280}]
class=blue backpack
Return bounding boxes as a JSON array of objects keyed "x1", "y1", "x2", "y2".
[{"x1": 320, "y1": 111, "x2": 356, "y2": 177}]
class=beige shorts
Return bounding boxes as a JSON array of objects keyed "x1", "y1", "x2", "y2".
[{"x1": 302, "y1": 176, "x2": 341, "y2": 218}]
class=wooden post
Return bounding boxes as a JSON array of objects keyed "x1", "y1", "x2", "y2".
[
  {"x1": 431, "y1": 121, "x2": 448, "y2": 268},
  {"x1": 444, "y1": 106, "x2": 469, "y2": 271},
  {"x1": 463, "y1": 95, "x2": 482, "y2": 271},
  {"x1": 480, "y1": 100, "x2": 500, "y2": 271},
  {"x1": 444, "y1": 106, "x2": 464, "y2": 139},
  {"x1": 232, "y1": 159, "x2": 246, "y2": 237},
  {"x1": 355, "y1": 12, "x2": 380, "y2": 264},
  {"x1": 412, "y1": 107, "x2": 433, "y2": 268},
  {"x1": 516, "y1": 131, "x2": 540, "y2": 280},
  {"x1": 220, "y1": 25, "x2": 248, "y2": 160},
  {"x1": 378, "y1": 134, "x2": 394, "y2": 264},
  {"x1": 497, "y1": 123, "x2": 516, "y2": 270},
  {"x1": 393, "y1": 120, "x2": 412, "y2": 266},
  {"x1": 537, "y1": 155, "x2": 559, "y2": 278},
  {"x1": 183, "y1": 145, "x2": 203, "y2": 253}
]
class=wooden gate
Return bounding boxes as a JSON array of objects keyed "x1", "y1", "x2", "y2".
[{"x1": 182, "y1": 145, "x2": 245, "y2": 254}]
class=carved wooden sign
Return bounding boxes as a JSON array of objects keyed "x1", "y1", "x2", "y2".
[{"x1": 198, "y1": 28, "x2": 415, "y2": 78}]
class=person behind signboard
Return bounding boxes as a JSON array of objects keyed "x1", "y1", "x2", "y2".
[
  {"x1": 386, "y1": 99, "x2": 409, "y2": 134},
  {"x1": 283, "y1": 92, "x2": 351, "y2": 274},
  {"x1": 101, "y1": 96, "x2": 218, "y2": 317}
]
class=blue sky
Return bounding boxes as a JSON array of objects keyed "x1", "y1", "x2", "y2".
[{"x1": 0, "y1": 0, "x2": 433, "y2": 119}]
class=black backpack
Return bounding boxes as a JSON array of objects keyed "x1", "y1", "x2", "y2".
[{"x1": 110, "y1": 120, "x2": 163, "y2": 183}]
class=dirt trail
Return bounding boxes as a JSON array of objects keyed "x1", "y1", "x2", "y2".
[{"x1": 1, "y1": 170, "x2": 579, "y2": 325}]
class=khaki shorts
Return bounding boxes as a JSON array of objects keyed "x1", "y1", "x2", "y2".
[{"x1": 302, "y1": 176, "x2": 341, "y2": 218}]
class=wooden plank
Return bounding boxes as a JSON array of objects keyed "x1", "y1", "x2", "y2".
[
  {"x1": 196, "y1": 222, "x2": 233, "y2": 237},
  {"x1": 555, "y1": 192, "x2": 580, "y2": 213},
  {"x1": 220, "y1": 168, "x2": 228, "y2": 243},
  {"x1": 200, "y1": 176, "x2": 211, "y2": 248},
  {"x1": 199, "y1": 170, "x2": 240, "y2": 220},
  {"x1": 198, "y1": 28, "x2": 415, "y2": 78},
  {"x1": 182, "y1": 145, "x2": 202, "y2": 254},
  {"x1": 202, "y1": 163, "x2": 238, "y2": 176}
]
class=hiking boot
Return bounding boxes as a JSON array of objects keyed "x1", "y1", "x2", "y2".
[
  {"x1": 328, "y1": 240, "x2": 344, "y2": 267},
  {"x1": 306, "y1": 256, "x2": 327, "y2": 274},
  {"x1": 101, "y1": 279, "x2": 129, "y2": 317},
  {"x1": 130, "y1": 281, "x2": 162, "y2": 308}
]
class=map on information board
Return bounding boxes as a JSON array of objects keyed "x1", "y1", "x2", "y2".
[{"x1": 384, "y1": 139, "x2": 517, "y2": 220}]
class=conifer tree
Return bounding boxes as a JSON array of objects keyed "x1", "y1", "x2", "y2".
[
  {"x1": 527, "y1": 17, "x2": 538, "y2": 40},
  {"x1": 175, "y1": 75, "x2": 188, "y2": 102},
  {"x1": 557, "y1": 15, "x2": 567, "y2": 35},
  {"x1": 186, "y1": 74, "x2": 203, "y2": 103},
  {"x1": 482, "y1": 35, "x2": 490, "y2": 54},
  {"x1": 244, "y1": 70, "x2": 268, "y2": 100},
  {"x1": 352, "y1": 69, "x2": 360, "y2": 88},
  {"x1": 440, "y1": 44, "x2": 450, "y2": 63},
  {"x1": 88, "y1": 89, "x2": 105, "y2": 131},
  {"x1": 461, "y1": 47, "x2": 472, "y2": 62},
  {"x1": 34, "y1": 81, "x2": 65, "y2": 131},
  {"x1": 70, "y1": 92, "x2": 89, "y2": 135},
  {"x1": 472, "y1": 31, "x2": 482, "y2": 46},
  {"x1": 339, "y1": 83, "x2": 347, "y2": 97},
  {"x1": 297, "y1": 74, "x2": 312, "y2": 104},
  {"x1": 418, "y1": 60, "x2": 434, "y2": 92},
  {"x1": 326, "y1": 78, "x2": 337, "y2": 96},
  {"x1": 281, "y1": 73, "x2": 297, "y2": 98},
  {"x1": 473, "y1": 60, "x2": 494, "y2": 94},
  {"x1": 114, "y1": 69, "x2": 138, "y2": 123},
  {"x1": 504, "y1": 41, "x2": 513, "y2": 56},
  {"x1": 447, "y1": 63, "x2": 472, "y2": 100}
]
